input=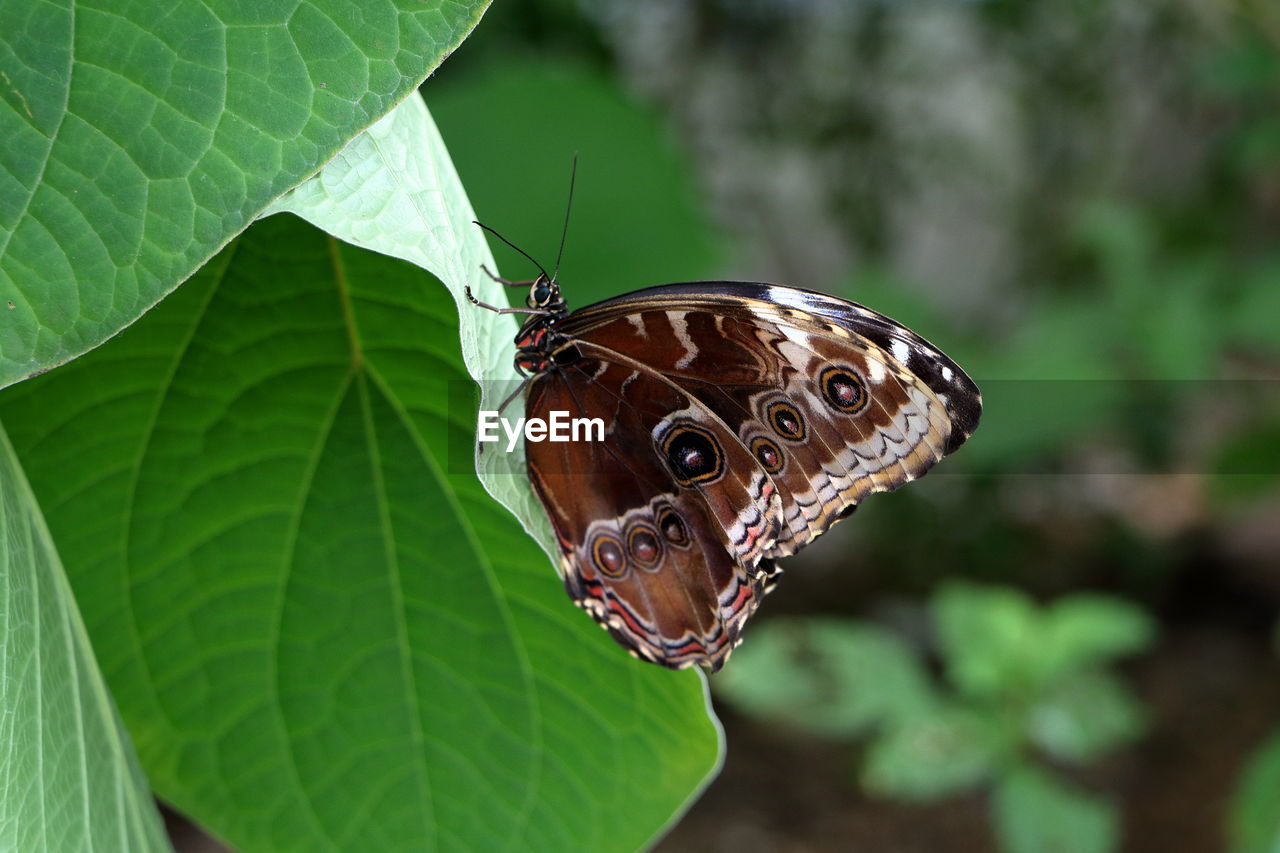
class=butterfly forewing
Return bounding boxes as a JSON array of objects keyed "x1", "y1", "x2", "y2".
[{"x1": 555, "y1": 285, "x2": 975, "y2": 558}]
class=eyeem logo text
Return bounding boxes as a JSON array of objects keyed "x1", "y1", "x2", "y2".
[{"x1": 478, "y1": 410, "x2": 605, "y2": 452}]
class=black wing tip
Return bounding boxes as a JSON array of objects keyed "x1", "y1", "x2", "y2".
[{"x1": 944, "y1": 391, "x2": 983, "y2": 454}]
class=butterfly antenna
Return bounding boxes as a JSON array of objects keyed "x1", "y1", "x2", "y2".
[
  {"x1": 552, "y1": 153, "x2": 578, "y2": 283},
  {"x1": 473, "y1": 221, "x2": 551, "y2": 282}
]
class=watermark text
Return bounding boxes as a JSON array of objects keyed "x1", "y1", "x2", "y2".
[{"x1": 477, "y1": 410, "x2": 605, "y2": 452}]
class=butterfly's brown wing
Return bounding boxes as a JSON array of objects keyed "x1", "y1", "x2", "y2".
[
  {"x1": 557, "y1": 282, "x2": 982, "y2": 559},
  {"x1": 525, "y1": 355, "x2": 783, "y2": 670}
]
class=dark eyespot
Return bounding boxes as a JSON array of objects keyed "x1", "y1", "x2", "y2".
[
  {"x1": 766, "y1": 401, "x2": 807, "y2": 442},
  {"x1": 592, "y1": 535, "x2": 627, "y2": 578},
  {"x1": 656, "y1": 505, "x2": 691, "y2": 547},
  {"x1": 750, "y1": 436, "x2": 784, "y2": 474},
  {"x1": 660, "y1": 423, "x2": 724, "y2": 486},
  {"x1": 820, "y1": 366, "x2": 868, "y2": 414},
  {"x1": 627, "y1": 524, "x2": 662, "y2": 569}
]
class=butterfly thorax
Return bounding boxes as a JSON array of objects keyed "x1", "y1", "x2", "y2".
[{"x1": 513, "y1": 275, "x2": 578, "y2": 375}]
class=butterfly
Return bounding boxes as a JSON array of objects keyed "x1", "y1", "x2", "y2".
[{"x1": 467, "y1": 227, "x2": 981, "y2": 672}]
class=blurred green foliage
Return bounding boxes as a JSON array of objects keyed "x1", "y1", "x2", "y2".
[
  {"x1": 716, "y1": 584, "x2": 1153, "y2": 853},
  {"x1": 1232, "y1": 730, "x2": 1280, "y2": 853}
]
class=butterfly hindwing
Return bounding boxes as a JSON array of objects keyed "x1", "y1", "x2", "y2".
[{"x1": 524, "y1": 353, "x2": 782, "y2": 669}]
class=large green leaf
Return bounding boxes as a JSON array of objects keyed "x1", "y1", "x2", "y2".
[
  {"x1": 0, "y1": 423, "x2": 171, "y2": 852},
  {"x1": 0, "y1": 0, "x2": 489, "y2": 388},
  {"x1": 0, "y1": 211, "x2": 721, "y2": 851}
]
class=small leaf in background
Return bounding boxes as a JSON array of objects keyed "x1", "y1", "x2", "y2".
[
  {"x1": 993, "y1": 765, "x2": 1118, "y2": 853},
  {"x1": 1026, "y1": 670, "x2": 1147, "y2": 764},
  {"x1": 861, "y1": 705, "x2": 1010, "y2": 802},
  {"x1": 715, "y1": 618, "x2": 935, "y2": 737},
  {"x1": 0, "y1": 0, "x2": 489, "y2": 387},
  {"x1": 935, "y1": 583, "x2": 1041, "y2": 698},
  {"x1": 0, "y1": 424, "x2": 171, "y2": 852},
  {"x1": 1229, "y1": 729, "x2": 1280, "y2": 853},
  {"x1": 1039, "y1": 594, "x2": 1155, "y2": 682}
]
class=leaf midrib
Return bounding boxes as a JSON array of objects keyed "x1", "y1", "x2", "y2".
[
  {"x1": 360, "y1": 359, "x2": 547, "y2": 850},
  {"x1": 326, "y1": 231, "x2": 542, "y2": 848},
  {"x1": 353, "y1": 369, "x2": 438, "y2": 849}
]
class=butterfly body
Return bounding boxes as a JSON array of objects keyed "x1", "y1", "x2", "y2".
[{"x1": 483, "y1": 275, "x2": 981, "y2": 671}]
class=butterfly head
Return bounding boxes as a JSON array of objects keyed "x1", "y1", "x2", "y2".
[{"x1": 526, "y1": 273, "x2": 567, "y2": 314}]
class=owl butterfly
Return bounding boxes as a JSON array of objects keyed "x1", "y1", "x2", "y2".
[{"x1": 468, "y1": 229, "x2": 980, "y2": 672}]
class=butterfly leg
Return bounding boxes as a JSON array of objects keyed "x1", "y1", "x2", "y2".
[
  {"x1": 464, "y1": 286, "x2": 555, "y2": 316},
  {"x1": 497, "y1": 376, "x2": 532, "y2": 413}
]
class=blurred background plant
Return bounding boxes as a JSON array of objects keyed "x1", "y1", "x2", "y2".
[
  {"x1": 415, "y1": 0, "x2": 1280, "y2": 850},
  {"x1": 715, "y1": 585, "x2": 1154, "y2": 853}
]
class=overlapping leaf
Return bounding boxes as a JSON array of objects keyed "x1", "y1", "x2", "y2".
[
  {"x1": 0, "y1": 0, "x2": 490, "y2": 387},
  {"x1": 0, "y1": 424, "x2": 171, "y2": 852}
]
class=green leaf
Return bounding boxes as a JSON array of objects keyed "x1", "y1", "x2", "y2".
[
  {"x1": 0, "y1": 0, "x2": 489, "y2": 388},
  {"x1": 937, "y1": 585, "x2": 1152, "y2": 705},
  {"x1": 0, "y1": 423, "x2": 171, "y2": 852},
  {"x1": 1229, "y1": 729, "x2": 1280, "y2": 853},
  {"x1": 861, "y1": 704, "x2": 1008, "y2": 801},
  {"x1": 715, "y1": 618, "x2": 935, "y2": 737},
  {"x1": 1026, "y1": 670, "x2": 1147, "y2": 764},
  {"x1": 992, "y1": 766, "x2": 1118, "y2": 853},
  {"x1": 1040, "y1": 595, "x2": 1154, "y2": 681},
  {"x1": 0, "y1": 213, "x2": 720, "y2": 852},
  {"x1": 935, "y1": 583, "x2": 1041, "y2": 698}
]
